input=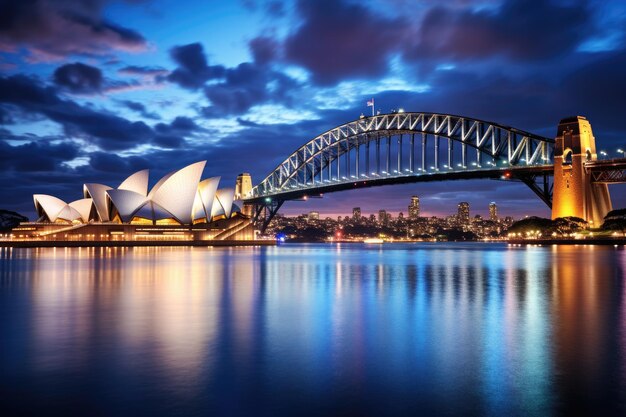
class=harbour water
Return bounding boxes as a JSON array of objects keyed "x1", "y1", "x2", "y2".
[{"x1": 1, "y1": 243, "x2": 625, "y2": 416}]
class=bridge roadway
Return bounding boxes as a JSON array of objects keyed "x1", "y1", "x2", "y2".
[
  {"x1": 243, "y1": 164, "x2": 553, "y2": 205},
  {"x1": 585, "y1": 158, "x2": 626, "y2": 183}
]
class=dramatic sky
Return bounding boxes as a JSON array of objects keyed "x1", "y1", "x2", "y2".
[{"x1": 1, "y1": 0, "x2": 625, "y2": 220}]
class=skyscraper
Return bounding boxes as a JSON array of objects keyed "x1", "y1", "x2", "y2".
[
  {"x1": 352, "y1": 207, "x2": 361, "y2": 220},
  {"x1": 458, "y1": 202, "x2": 470, "y2": 224},
  {"x1": 378, "y1": 210, "x2": 387, "y2": 225},
  {"x1": 489, "y1": 202, "x2": 498, "y2": 221},
  {"x1": 408, "y1": 196, "x2": 420, "y2": 219}
]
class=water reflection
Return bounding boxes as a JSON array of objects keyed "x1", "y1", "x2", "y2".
[{"x1": 0, "y1": 244, "x2": 625, "y2": 415}]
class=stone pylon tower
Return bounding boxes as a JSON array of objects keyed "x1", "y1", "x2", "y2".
[
  {"x1": 552, "y1": 116, "x2": 612, "y2": 226},
  {"x1": 235, "y1": 173, "x2": 253, "y2": 216}
]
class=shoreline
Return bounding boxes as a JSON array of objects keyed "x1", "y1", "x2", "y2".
[
  {"x1": 508, "y1": 238, "x2": 626, "y2": 245},
  {"x1": 0, "y1": 239, "x2": 275, "y2": 248}
]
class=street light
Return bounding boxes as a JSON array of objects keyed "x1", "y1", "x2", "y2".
[
  {"x1": 618, "y1": 148, "x2": 624, "y2": 157},
  {"x1": 600, "y1": 150, "x2": 607, "y2": 159}
]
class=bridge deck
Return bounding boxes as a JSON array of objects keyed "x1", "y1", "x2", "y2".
[
  {"x1": 585, "y1": 158, "x2": 626, "y2": 183},
  {"x1": 244, "y1": 165, "x2": 553, "y2": 204}
]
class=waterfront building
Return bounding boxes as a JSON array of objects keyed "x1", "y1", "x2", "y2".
[
  {"x1": 489, "y1": 202, "x2": 498, "y2": 221},
  {"x1": 458, "y1": 202, "x2": 470, "y2": 224},
  {"x1": 308, "y1": 211, "x2": 320, "y2": 222},
  {"x1": 408, "y1": 196, "x2": 420, "y2": 219},
  {"x1": 13, "y1": 161, "x2": 254, "y2": 243},
  {"x1": 352, "y1": 207, "x2": 361, "y2": 220}
]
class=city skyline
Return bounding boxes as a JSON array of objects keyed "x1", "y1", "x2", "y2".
[{"x1": 298, "y1": 198, "x2": 504, "y2": 220}]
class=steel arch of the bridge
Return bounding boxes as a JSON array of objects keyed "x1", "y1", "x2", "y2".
[{"x1": 249, "y1": 112, "x2": 554, "y2": 200}]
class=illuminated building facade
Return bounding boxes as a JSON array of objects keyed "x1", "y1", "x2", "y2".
[
  {"x1": 308, "y1": 211, "x2": 320, "y2": 222},
  {"x1": 352, "y1": 207, "x2": 361, "y2": 220},
  {"x1": 408, "y1": 196, "x2": 420, "y2": 219},
  {"x1": 378, "y1": 210, "x2": 387, "y2": 225},
  {"x1": 489, "y1": 202, "x2": 498, "y2": 221},
  {"x1": 457, "y1": 202, "x2": 470, "y2": 224},
  {"x1": 13, "y1": 161, "x2": 255, "y2": 243}
]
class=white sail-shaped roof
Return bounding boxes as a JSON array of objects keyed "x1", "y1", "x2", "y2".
[
  {"x1": 106, "y1": 189, "x2": 147, "y2": 223},
  {"x1": 69, "y1": 198, "x2": 94, "y2": 223},
  {"x1": 118, "y1": 169, "x2": 149, "y2": 196},
  {"x1": 84, "y1": 183, "x2": 112, "y2": 222},
  {"x1": 192, "y1": 176, "x2": 220, "y2": 222},
  {"x1": 212, "y1": 188, "x2": 235, "y2": 219},
  {"x1": 147, "y1": 171, "x2": 174, "y2": 199},
  {"x1": 31, "y1": 160, "x2": 231, "y2": 226},
  {"x1": 55, "y1": 205, "x2": 83, "y2": 222},
  {"x1": 150, "y1": 161, "x2": 206, "y2": 224},
  {"x1": 134, "y1": 201, "x2": 177, "y2": 222},
  {"x1": 33, "y1": 194, "x2": 68, "y2": 222}
]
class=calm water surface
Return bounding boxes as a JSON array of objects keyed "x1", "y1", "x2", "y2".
[{"x1": 1, "y1": 243, "x2": 625, "y2": 416}]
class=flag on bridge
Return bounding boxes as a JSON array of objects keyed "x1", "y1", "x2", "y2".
[{"x1": 367, "y1": 98, "x2": 375, "y2": 116}]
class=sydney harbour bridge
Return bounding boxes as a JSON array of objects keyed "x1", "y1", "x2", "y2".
[{"x1": 239, "y1": 113, "x2": 626, "y2": 232}]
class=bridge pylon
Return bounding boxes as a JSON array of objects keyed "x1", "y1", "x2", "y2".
[
  {"x1": 235, "y1": 173, "x2": 253, "y2": 216},
  {"x1": 552, "y1": 116, "x2": 612, "y2": 226}
]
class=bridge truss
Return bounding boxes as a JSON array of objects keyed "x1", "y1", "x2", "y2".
[
  {"x1": 586, "y1": 159, "x2": 626, "y2": 183},
  {"x1": 245, "y1": 112, "x2": 555, "y2": 231}
]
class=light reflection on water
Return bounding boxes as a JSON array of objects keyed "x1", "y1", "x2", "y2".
[{"x1": 0, "y1": 243, "x2": 625, "y2": 416}]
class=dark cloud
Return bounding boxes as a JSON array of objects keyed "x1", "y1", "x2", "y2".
[
  {"x1": 202, "y1": 62, "x2": 298, "y2": 117},
  {"x1": 118, "y1": 100, "x2": 160, "y2": 120},
  {"x1": 0, "y1": 106, "x2": 13, "y2": 124},
  {"x1": 152, "y1": 116, "x2": 203, "y2": 148},
  {"x1": 53, "y1": 62, "x2": 103, "y2": 94},
  {"x1": 166, "y1": 43, "x2": 225, "y2": 89},
  {"x1": 0, "y1": 75, "x2": 199, "y2": 151},
  {"x1": 0, "y1": 0, "x2": 147, "y2": 61},
  {"x1": 155, "y1": 116, "x2": 201, "y2": 135},
  {"x1": 283, "y1": 0, "x2": 409, "y2": 85},
  {"x1": 249, "y1": 36, "x2": 279, "y2": 65},
  {"x1": 407, "y1": 0, "x2": 591, "y2": 62},
  {"x1": 168, "y1": 116, "x2": 201, "y2": 133},
  {"x1": 88, "y1": 151, "x2": 149, "y2": 173},
  {"x1": 0, "y1": 138, "x2": 80, "y2": 172},
  {"x1": 118, "y1": 65, "x2": 169, "y2": 76}
]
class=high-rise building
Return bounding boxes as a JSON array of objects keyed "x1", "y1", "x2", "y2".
[
  {"x1": 308, "y1": 211, "x2": 319, "y2": 222},
  {"x1": 378, "y1": 210, "x2": 387, "y2": 224},
  {"x1": 352, "y1": 207, "x2": 361, "y2": 220},
  {"x1": 408, "y1": 196, "x2": 420, "y2": 219},
  {"x1": 458, "y1": 202, "x2": 470, "y2": 224},
  {"x1": 489, "y1": 202, "x2": 498, "y2": 221}
]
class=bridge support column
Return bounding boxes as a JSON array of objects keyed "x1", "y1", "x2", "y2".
[
  {"x1": 235, "y1": 173, "x2": 253, "y2": 216},
  {"x1": 552, "y1": 116, "x2": 612, "y2": 226}
]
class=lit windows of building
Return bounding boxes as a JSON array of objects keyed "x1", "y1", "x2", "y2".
[
  {"x1": 458, "y1": 202, "x2": 470, "y2": 224},
  {"x1": 489, "y1": 202, "x2": 498, "y2": 222},
  {"x1": 408, "y1": 196, "x2": 420, "y2": 219}
]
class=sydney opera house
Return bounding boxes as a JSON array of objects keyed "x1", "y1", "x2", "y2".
[{"x1": 10, "y1": 161, "x2": 256, "y2": 244}]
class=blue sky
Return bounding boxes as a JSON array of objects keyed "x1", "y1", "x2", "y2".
[{"x1": 1, "y1": 0, "x2": 626, "y2": 220}]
